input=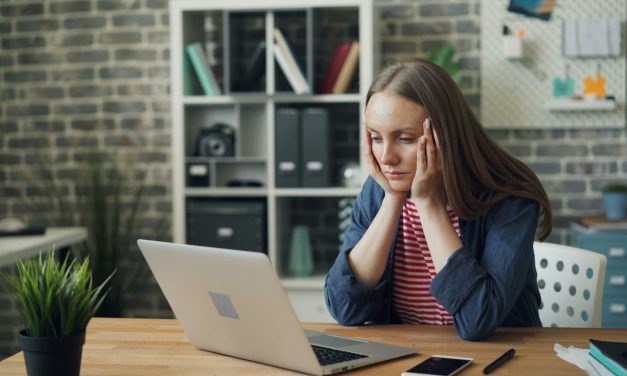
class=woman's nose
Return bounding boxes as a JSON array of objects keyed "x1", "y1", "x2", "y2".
[{"x1": 379, "y1": 144, "x2": 398, "y2": 165}]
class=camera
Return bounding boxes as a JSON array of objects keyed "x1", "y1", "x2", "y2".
[{"x1": 196, "y1": 123, "x2": 235, "y2": 157}]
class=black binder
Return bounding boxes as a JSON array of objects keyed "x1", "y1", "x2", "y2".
[
  {"x1": 275, "y1": 108, "x2": 301, "y2": 187},
  {"x1": 301, "y1": 108, "x2": 330, "y2": 187}
]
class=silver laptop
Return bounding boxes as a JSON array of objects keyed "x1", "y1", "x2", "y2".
[{"x1": 138, "y1": 239, "x2": 416, "y2": 375}]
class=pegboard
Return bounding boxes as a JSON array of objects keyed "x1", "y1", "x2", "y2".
[{"x1": 480, "y1": 0, "x2": 626, "y2": 128}]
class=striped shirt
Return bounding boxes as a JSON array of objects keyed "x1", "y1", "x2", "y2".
[{"x1": 392, "y1": 199, "x2": 461, "y2": 325}]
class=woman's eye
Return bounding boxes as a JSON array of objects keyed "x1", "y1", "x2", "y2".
[
  {"x1": 370, "y1": 135, "x2": 382, "y2": 142},
  {"x1": 399, "y1": 137, "x2": 414, "y2": 143}
]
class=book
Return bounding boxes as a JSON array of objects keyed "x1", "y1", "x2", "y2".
[
  {"x1": 273, "y1": 28, "x2": 310, "y2": 94},
  {"x1": 575, "y1": 216, "x2": 627, "y2": 231},
  {"x1": 236, "y1": 40, "x2": 265, "y2": 92},
  {"x1": 319, "y1": 42, "x2": 353, "y2": 94},
  {"x1": 275, "y1": 108, "x2": 301, "y2": 187},
  {"x1": 332, "y1": 41, "x2": 360, "y2": 94},
  {"x1": 274, "y1": 43, "x2": 307, "y2": 94},
  {"x1": 182, "y1": 50, "x2": 195, "y2": 95},
  {"x1": 185, "y1": 42, "x2": 221, "y2": 96},
  {"x1": 589, "y1": 339, "x2": 627, "y2": 376}
]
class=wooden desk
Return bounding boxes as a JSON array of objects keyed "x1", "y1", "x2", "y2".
[
  {"x1": 0, "y1": 318, "x2": 624, "y2": 375},
  {"x1": 0, "y1": 227, "x2": 87, "y2": 268}
]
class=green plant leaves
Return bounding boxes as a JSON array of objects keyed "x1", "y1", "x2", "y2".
[
  {"x1": 602, "y1": 183, "x2": 627, "y2": 192},
  {"x1": 426, "y1": 44, "x2": 463, "y2": 87},
  {"x1": 3, "y1": 251, "x2": 114, "y2": 338}
]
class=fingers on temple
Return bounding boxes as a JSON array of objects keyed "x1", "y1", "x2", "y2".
[
  {"x1": 417, "y1": 136, "x2": 427, "y2": 171},
  {"x1": 424, "y1": 118, "x2": 439, "y2": 168}
]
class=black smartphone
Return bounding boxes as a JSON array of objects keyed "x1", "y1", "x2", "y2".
[{"x1": 401, "y1": 355, "x2": 473, "y2": 376}]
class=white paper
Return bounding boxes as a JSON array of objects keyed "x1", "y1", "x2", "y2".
[
  {"x1": 563, "y1": 19, "x2": 578, "y2": 57},
  {"x1": 608, "y1": 17, "x2": 621, "y2": 56},
  {"x1": 554, "y1": 343, "x2": 614, "y2": 376},
  {"x1": 577, "y1": 19, "x2": 609, "y2": 57}
]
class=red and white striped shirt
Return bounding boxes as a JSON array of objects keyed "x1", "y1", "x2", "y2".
[{"x1": 392, "y1": 199, "x2": 461, "y2": 325}]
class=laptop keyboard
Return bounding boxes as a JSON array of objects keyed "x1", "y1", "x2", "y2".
[{"x1": 311, "y1": 344, "x2": 369, "y2": 366}]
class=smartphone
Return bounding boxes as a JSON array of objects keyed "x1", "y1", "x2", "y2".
[{"x1": 401, "y1": 355, "x2": 473, "y2": 376}]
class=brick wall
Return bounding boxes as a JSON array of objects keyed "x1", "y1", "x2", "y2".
[
  {"x1": 1, "y1": 0, "x2": 626, "y2": 359},
  {"x1": 0, "y1": 0, "x2": 173, "y2": 358}
]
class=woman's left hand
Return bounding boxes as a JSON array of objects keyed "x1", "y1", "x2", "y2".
[{"x1": 410, "y1": 118, "x2": 444, "y2": 207}]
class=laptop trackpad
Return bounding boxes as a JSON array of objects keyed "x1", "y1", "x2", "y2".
[{"x1": 309, "y1": 334, "x2": 367, "y2": 348}]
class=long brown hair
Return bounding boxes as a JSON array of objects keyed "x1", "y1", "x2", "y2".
[{"x1": 366, "y1": 59, "x2": 552, "y2": 240}]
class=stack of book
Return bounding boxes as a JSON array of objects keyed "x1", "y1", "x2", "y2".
[
  {"x1": 589, "y1": 339, "x2": 627, "y2": 375},
  {"x1": 273, "y1": 28, "x2": 310, "y2": 95},
  {"x1": 319, "y1": 41, "x2": 360, "y2": 94},
  {"x1": 185, "y1": 42, "x2": 222, "y2": 96}
]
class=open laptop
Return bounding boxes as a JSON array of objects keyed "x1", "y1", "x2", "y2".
[{"x1": 138, "y1": 239, "x2": 416, "y2": 375}]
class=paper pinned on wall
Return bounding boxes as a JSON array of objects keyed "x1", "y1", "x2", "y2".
[
  {"x1": 578, "y1": 19, "x2": 609, "y2": 56},
  {"x1": 607, "y1": 17, "x2": 621, "y2": 56},
  {"x1": 563, "y1": 18, "x2": 621, "y2": 57}
]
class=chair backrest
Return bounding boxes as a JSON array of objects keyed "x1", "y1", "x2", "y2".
[{"x1": 533, "y1": 242, "x2": 607, "y2": 328}]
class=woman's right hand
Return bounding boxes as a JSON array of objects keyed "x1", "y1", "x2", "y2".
[{"x1": 362, "y1": 125, "x2": 405, "y2": 200}]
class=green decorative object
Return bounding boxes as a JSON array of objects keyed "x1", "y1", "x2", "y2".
[{"x1": 288, "y1": 225, "x2": 314, "y2": 277}]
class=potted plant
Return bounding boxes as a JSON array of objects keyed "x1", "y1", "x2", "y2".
[
  {"x1": 3, "y1": 251, "x2": 114, "y2": 376},
  {"x1": 602, "y1": 183, "x2": 627, "y2": 220}
]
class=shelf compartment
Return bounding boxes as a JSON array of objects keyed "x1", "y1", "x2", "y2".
[
  {"x1": 186, "y1": 197, "x2": 267, "y2": 253},
  {"x1": 184, "y1": 105, "x2": 237, "y2": 158},
  {"x1": 275, "y1": 102, "x2": 360, "y2": 187},
  {"x1": 181, "y1": 10, "x2": 224, "y2": 96},
  {"x1": 215, "y1": 160, "x2": 266, "y2": 188},
  {"x1": 227, "y1": 11, "x2": 267, "y2": 93},
  {"x1": 239, "y1": 103, "x2": 267, "y2": 158},
  {"x1": 312, "y1": 7, "x2": 360, "y2": 94},
  {"x1": 276, "y1": 196, "x2": 351, "y2": 278},
  {"x1": 273, "y1": 10, "x2": 310, "y2": 94}
]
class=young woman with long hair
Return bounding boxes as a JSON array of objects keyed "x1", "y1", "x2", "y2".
[{"x1": 325, "y1": 59, "x2": 552, "y2": 341}]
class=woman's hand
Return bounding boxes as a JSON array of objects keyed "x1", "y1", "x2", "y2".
[
  {"x1": 362, "y1": 124, "x2": 405, "y2": 200},
  {"x1": 410, "y1": 118, "x2": 444, "y2": 207}
]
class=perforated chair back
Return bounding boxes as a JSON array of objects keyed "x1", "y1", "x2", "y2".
[{"x1": 533, "y1": 242, "x2": 607, "y2": 328}]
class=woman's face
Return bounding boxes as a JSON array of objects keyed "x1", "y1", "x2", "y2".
[{"x1": 365, "y1": 91, "x2": 428, "y2": 193}]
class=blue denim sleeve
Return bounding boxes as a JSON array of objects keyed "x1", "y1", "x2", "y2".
[
  {"x1": 324, "y1": 178, "x2": 389, "y2": 325},
  {"x1": 430, "y1": 197, "x2": 539, "y2": 341}
]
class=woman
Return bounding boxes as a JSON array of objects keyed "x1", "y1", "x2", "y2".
[{"x1": 324, "y1": 59, "x2": 552, "y2": 341}]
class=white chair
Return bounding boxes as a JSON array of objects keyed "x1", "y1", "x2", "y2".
[{"x1": 533, "y1": 242, "x2": 607, "y2": 328}]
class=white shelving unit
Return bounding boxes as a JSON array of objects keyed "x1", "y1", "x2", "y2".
[{"x1": 170, "y1": 0, "x2": 373, "y2": 322}]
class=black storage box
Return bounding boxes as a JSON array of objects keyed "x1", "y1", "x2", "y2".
[{"x1": 186, "y1": 199, "x2": 266, "y2": 253}]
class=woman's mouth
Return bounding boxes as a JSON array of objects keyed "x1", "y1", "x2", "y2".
[{"x1": 384, "y1": 171, "x2": 407, "y2": 180}]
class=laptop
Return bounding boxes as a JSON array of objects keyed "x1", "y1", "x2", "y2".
[{"x1": 138, "y1": 239, "x2": 416, "y2": 375}]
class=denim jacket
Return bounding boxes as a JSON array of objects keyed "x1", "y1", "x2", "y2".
[{"x1": 325, "y1": 177, "x2": 542, "y2": 341}]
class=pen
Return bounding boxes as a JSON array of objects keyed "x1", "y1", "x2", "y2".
[{"x1": 483, "y1": 348, "x2": 515, "y2": 374}]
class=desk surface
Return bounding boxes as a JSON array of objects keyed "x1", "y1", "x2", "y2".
[
  {"x1": 1, "y1": 318, "x2": 625, "y2": 375},
  {"x1": 0, "y1": 227, "x2": 87, "y2": 268}
]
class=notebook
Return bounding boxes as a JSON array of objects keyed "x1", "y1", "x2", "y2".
[{"x1": 137, "y1": 239, "x2": 416, "y2": 375}]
